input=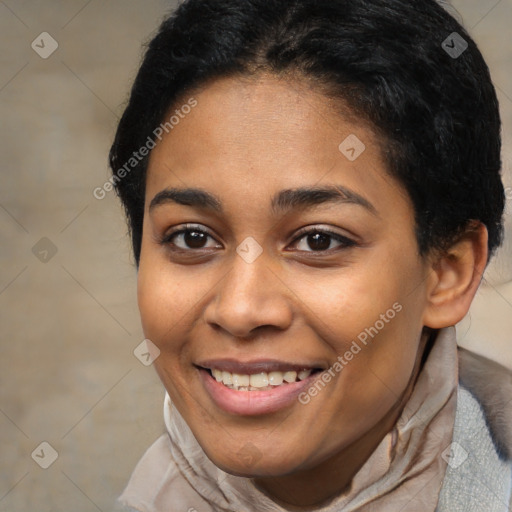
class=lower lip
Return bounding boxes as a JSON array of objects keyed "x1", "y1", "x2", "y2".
[{"x1": 199, "y1": 368, "x2": 319, "y2": 416}]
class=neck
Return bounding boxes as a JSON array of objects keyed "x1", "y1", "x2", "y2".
[{"x1": 253, "y1": 330, "x2": 433, "y2": 509}]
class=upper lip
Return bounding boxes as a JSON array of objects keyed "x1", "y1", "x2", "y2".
[{"x1": 196, "y1": 358, "x2": 326, "y2": 374}]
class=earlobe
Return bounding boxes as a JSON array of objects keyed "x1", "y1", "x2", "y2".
[{"x1": 422, "y1": 222, "x2": 488, "y2": 329}]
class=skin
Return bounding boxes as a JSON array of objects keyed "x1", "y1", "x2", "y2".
[{"x1": 137, "y1": 74, "x2": 488, "y2": 508}]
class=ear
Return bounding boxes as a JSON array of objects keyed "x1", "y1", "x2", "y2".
[{"x1": 422, "y1": 222, "x2": 488, "y2": 329}]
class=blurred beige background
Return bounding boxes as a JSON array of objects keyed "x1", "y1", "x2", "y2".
[{"x1": 0, "y1": 1, "x2": 511, "y2": 511}]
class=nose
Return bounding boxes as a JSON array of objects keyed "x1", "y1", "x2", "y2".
[{"x1": 203, "y1": 250, "x2": 293, "y2": 339}]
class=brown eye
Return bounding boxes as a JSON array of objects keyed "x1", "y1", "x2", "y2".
[
  {"x1": 160, "y1": 225, "x2": 221, "y2": 251},
  {"x1": 182, "y1": 230, "x2": 208, "y2": 249},
  {"x1": 306, "y1": 232, "x2": 331, "y2": 251},
  {"x1": 292, "y1": 228, "x2": 356, "y2": 253}
]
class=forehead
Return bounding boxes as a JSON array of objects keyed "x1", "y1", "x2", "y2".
[{"x1": 145, "y1": 74, "x2": 411, "y2": 219}]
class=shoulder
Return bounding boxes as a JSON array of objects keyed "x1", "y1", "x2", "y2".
[
  {"x1": 437, "y1": 383, "x2": 512, "y2": 511},
  {"x1": 437, "y1": 349, "x2": 512, "y2": 511},
  {"x1": 457, "y1": 346, "x2": 512, "y2": 461},
  {"x1": 116, "y1": 433, "x2": 213, "y2": 512},
  {"x1": 115, "y1": 434, "x2": 174, "y2": 512}
]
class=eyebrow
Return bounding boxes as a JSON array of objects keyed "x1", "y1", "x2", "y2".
[{"x1": 149, "y1": 185, "x2": 377, "y2": 216}]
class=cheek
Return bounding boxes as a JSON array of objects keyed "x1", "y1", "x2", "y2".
[
  {"x1": 136, "y1": 264, "x2": 194, "y2": 396},
  {"x1": 313, "y1": 318, "x2": 421, "y2": 452},
  {"x1": 136, "y1": 256, "x2": 187, "y2": 343},
  {"x1": 292, "y1": 255, "x2": 425, "y2": 421},
  {"x1": 290, "y1": 266, "x2": 406, "y2": 343}
]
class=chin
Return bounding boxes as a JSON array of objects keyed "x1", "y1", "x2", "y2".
[{"x1": 202, "y1": 441, "x2": 309, "y2": 478}]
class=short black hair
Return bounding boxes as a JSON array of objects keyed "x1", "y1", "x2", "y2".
[{"x1": 109, "y1": 0, "x2": 505, "y2": 267}]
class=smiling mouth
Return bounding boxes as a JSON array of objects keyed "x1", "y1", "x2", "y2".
[
  {"x1": 202, "y1": 367, "x2": 323, "y2": 391},
  {"x1": 196, "y1": 361, "x2": 327, "y2": 415}
]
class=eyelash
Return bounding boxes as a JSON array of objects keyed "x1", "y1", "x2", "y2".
[{"x1": 159, "y1": 223, "x2": 357, "y2": 254}]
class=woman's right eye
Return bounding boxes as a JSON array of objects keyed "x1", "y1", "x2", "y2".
[{"x1": 160, "y1": 225, "x2": 222, "y2": 251}]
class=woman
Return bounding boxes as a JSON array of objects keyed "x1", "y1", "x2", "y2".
[{"x1": 109, "y1": 0, "x2": 512, "y2": 510}]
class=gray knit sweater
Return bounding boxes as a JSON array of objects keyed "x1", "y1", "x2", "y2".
[{"x1": 436, "y1": 386, "x2": 511, "y2": 511}]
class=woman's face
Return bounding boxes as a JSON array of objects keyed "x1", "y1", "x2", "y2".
[{"x1": 138, "y1": 74, "x2": 433, "y2": 479}]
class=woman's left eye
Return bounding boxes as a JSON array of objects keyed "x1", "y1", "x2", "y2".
[{"x1": 291, "y1": 229, "x2": 356, "y2": 252}]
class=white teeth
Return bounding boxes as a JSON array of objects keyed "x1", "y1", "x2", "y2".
[
  {"x1": 232, "y1": 373, "x2": 250, "y2": 387},
  {"x1": 268, "y1": 371, "x2": 284, "y2": 386},
  {"x1": 283, "y1": 371, "x2": 297, "y2": 383},
  {"x1": 249, "y1": 372, "x2": 269, "y2": 388},
  {"x1": 209, "y1": 368, "x2": 315, "y2": 390},
  {"x1": 222, "y1": 371, "x2": 233, "y2": 385}
]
